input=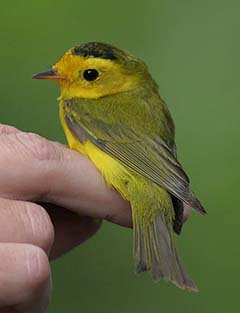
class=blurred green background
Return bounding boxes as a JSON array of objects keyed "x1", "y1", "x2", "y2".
[{"x1": 0, "y1": 0, "x2": 239, "y2": 312}]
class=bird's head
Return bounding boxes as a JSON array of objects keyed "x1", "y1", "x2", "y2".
[{"x1": 33, "y1": 42, "x2": 155, "y2": 99}]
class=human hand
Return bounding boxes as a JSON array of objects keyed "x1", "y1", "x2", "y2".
[
  {"x1": 0, "y1": 124, "x2": 191, "y2": 313},
  {"x1": 0, "y1": 124, "x2": 131, "y2": 313}
]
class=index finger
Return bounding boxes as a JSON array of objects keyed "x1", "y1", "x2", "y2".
[{"x1": 0, "y1": 129, "x2": 131, "y2": 227}]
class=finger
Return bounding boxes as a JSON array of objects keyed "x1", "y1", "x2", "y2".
[
  {"x1": 0, "y1": 124, "x2": 19, "y2": 135},
  {"x1": 0, "y1": 308, "x2": 15, "y2": 313},
  {"x1": 0, "y1": 243, "x2": 51, "y2": 313},
  {"x1": 0, "y1": 198, "x2": 54, "y2": 255},
  {"x1": 44, "y1": 204, "x2": 102, "y2": 259},
  {"x1": 44, "y1": 145, "x2": 132, "y2": 227},
  {"x1": 0, "y1": 131, "x2": 131, "y2": 227}
]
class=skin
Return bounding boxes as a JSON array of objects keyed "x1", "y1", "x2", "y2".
[{"x1": 0, "y1": 123, "x2": 191, "y2": 313}]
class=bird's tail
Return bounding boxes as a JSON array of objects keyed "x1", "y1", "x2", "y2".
[{"x1": 133, "y1": 210, "x2": 198, "y2": 291}]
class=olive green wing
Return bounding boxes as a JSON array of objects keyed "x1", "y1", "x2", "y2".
[{"x1": 64, "y1": 102, "x2": 206, "y2": 215}]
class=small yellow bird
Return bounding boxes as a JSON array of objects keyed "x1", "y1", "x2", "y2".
[{"x1": 33, "y1": 42, "x2": 206, "y2": 291}]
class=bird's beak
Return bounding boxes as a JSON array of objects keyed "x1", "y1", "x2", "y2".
[{"x1": 32, "y1": 68, "x2": 65, "y2": 81}]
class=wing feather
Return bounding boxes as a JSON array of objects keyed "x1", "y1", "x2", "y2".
[{"x1": 64, "y1": 100, "x2": 206, "y2": 214}]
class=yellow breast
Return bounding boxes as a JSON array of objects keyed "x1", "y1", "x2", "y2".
[{"x1": 59, "y1": 104, "x2": 132, "y2": 200}]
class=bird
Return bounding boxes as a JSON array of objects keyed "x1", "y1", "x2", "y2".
[{"x1": 33, "y1": 42, "x2": 206, "y2": 291}]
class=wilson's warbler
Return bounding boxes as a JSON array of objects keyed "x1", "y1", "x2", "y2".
[{"x1": 33, "y1": 42, "x2": 206, "y2": 290}]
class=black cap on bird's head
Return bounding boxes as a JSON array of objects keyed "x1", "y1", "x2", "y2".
[
  {"x1": 70, "y1": 42, "x2": 149, "y2": 71},
  {"x1": 72, "y1": 42, "x2": 118, "y2": 61}
]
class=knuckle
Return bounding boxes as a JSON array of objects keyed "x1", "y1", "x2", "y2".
[
  {"x1": 23, "y1": 245, "x2": 51, "y2": 292},
  {"x1": 15, "y1": 132, "x2": 62, "y2": 161},
  {"x1": 0, "y1": 124, "x2": 19, "y2": 135},
  {"x1": 23, "y1": 202, "x2": 54, "y2": 253}
]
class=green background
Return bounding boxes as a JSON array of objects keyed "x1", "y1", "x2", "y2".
[{"x1": 0, "y1": 0, "x2": 239, "y2": 312}]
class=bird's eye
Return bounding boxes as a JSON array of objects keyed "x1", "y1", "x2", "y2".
[{"x1": 83, "y1": 69, "x2": 99, "y2": 81}]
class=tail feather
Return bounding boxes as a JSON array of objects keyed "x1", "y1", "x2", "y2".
[{"x1": 133, "y1": 212, "x2": 198, "y2": 291}]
